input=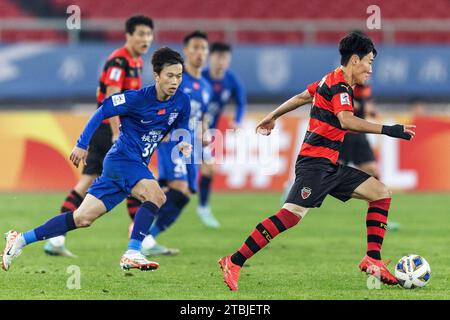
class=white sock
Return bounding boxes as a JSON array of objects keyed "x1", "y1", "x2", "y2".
[
  {"x1": 49, "y1": 235, "x2": 66, "y2": 247},
  {"x1": 16, "y1": 234, "x2": 27, "y2": 250},
  {"x1": 125, "y1": 249, "x2": 140, "y2": 255},
  {"x1": 141, "y1": 235, "x2": 156, "y2": 250}
]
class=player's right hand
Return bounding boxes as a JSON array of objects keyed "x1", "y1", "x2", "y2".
[
  {"x1": 70, "y1": 147, "x2": 88, "y2": 168},
  {"x1": 256, "y1": 113, "x2": 276, "y2": 136}
]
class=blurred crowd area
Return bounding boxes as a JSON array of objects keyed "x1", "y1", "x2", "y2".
[{"x1": 0, "y1": 0, "x2": 450, "y2": 111}]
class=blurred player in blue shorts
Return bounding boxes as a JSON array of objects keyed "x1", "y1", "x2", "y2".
[
  {"x1": 2, "y1": 47, "x2": 192, "y2": 272},
  {"x1": 141, "y1": 31, "x2": 212, "y2": 256},
  {"x1": 199, "y1": 42, "x2": 247, "y2": 227}
]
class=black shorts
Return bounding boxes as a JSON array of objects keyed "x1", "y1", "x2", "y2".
[
  {"x1": 338, "y1": 132, "x2": 375, "y2": 165},
  {"x1": 82, "y1": 123, "x2": 113, "y2": 175},
  {"x1": 285, "y1": 156, "x2": 371, "y2": 208}
]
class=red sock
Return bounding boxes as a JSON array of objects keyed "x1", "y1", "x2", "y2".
[
  {"x1": 366, "y1": 198, "x2": 391, "y2": 260},
  {"x1": 60, "y1": 190, "x2": 83, "y2": 213},
  {"x1": 126, "y1": 196, "x2": 141, "y2": 221},
  {"x1": 231, "y1": 208, "x2": 301, "y2": 267}
]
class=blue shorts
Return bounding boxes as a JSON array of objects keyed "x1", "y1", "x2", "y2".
[
  {"x1": 157, "y1": 141, "x2": 199, "y2": 193},
  {"x1": 87, "y1": 154, "x2": 155, "y2": 212}
]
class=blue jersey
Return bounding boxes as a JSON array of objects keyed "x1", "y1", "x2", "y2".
[
  {"x1": 179, "y1": 70, "x2": 212, "y2": 134},
  {"x1": 202, "y1": 68, "x2": 246, "y2": 129},
  {"x1": 77, "y1": 85, "x2": 191, "y2": 165}
]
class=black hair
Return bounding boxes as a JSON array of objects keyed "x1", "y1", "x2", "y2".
[
  {"x1": 151, "y1": 47, "x2": 184, "y2": 74},
  {"x1": 210, "y1": 42, "x2": 232, "y2": 53},
  {"x1": 183, "y1": 30, "x2": 208, "y2": 46},
  {"x1": 339, "y1": 31, "x2": 377, "y2": 66},
  {"x1": 125, "y1": 15, "x2": 154, "y2": 34}
]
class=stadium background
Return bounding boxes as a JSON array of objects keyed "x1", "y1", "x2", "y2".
[
  {"x1": 1, "y1": 0, "x2": 450, "y2": 192},
  {"x1": 0, "y1": 0, "x2": 449, "y2": 301}
]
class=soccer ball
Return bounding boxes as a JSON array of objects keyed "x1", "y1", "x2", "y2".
[{"x1": 394, "y1": 254, "x2": 431, "y2": 289}]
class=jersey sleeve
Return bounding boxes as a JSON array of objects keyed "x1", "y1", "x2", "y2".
[
  {"x1": 230, "y1": 73, "x2": 247, "y2": 124},
  {"x1": 101, "y1": 90, "x2": 140, "y2": 117},
  {"x1": 103, "y1": 57, "x2": 127, "y2": 88},
  {"x1": 306, "y1": 80, "x2": 320, "y2": 97},
  {"x1": 330, "y1": 83, "x2": 354, "y2": 115},
  {"x1": 76, "y1": 90, "x2": 140, "y2": 149}
]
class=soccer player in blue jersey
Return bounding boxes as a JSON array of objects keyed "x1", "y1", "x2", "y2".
[
  {"x1": 141, "y1": 31, "x2": 213, "y2": 256},
  {"x1": 1, "y1": 47, "x2": 192, "y2": 271},
  {"x1": 199, "y1": 42, "x2": 247, "y2": 227}
]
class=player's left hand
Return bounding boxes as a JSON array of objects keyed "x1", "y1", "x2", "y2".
[
  {"x1": 256, "y1": 113, "x2": 276, "y2": 135},
  {"x1": 70, "y1": 146, "x2": 88, "y2": 168},
  {"x1": 178, "y1": 141, "x2": 193, "y2": 158}
]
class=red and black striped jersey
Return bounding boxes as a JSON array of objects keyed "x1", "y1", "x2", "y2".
[
  {"x1": 96, "y1": 47, "x2": 143, "y2": 123},
  {"x1": 299, "y1": 68, "x2": 354, "y2": 164}
]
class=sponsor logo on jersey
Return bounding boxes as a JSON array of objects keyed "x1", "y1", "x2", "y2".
[
  {"x1": 141, "y1": 130, "x2": 162, "y2": 143},
  {"x1": 157, "y1": 108, "x2": 166, "y2": 115}
]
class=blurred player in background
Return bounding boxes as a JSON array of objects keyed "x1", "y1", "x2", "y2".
[
  {"x1": 2, "y1": 47, "x2": 192, "y2": 272},
  {"x1": 338, "y1": 83, "x2": 378, "y2": 176},
  {"x1": 43, "y1": 15, "x2": 154, "y2": 257},
  {"x1": 141, "y1": 31, "x2": 212, "y2": 256},
  {"x1": 198, "y1": 42, "x2": 247, "y2": 228},
  {"x1": 218, "y1": 32, "x2": 416, "y2": 291}
]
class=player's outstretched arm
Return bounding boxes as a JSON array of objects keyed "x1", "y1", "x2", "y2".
[
  {"x1": 337, "y1": 111, "x2": 416, "y2": 140},
  {"x1": 256, "y1": 89, "x2": 312, "y2": 135},
  {"x1": 105, "y1": 85, "x2": 122, "y2": 142},
  {"x1": 75, "y1": 92, "x2": 133, "y2": 157}
]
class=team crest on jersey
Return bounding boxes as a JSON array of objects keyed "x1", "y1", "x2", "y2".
[
  {"x1": 168, "y1": 112, "x2": 179, "y2": 125},
  {"x1": 202, "y1": 90, "x2": 210, "y2": 104},
  {"x1": 221, "y1": 89, "x2": 231, "y2": 102},
  {"x1": 301, "y1": 187, "x2": 312, "y2": 199}
]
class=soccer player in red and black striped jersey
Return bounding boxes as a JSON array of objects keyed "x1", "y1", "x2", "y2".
[
  {"x1": 218, "y1": 31, "x2": 416, "y2": 291},
  {"x1": 44, "y1": 15, "x2": 154, "y2": 256}
]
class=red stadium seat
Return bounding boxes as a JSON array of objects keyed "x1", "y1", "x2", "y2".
[{"x1": 3, "y1": 0, "x2": 450, "y2": 43}]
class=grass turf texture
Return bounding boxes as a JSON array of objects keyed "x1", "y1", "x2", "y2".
[{"x1": 0, "y1": 192, "x2": 448, "y2": 300}]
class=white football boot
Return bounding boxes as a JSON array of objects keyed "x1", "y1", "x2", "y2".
[
  {"x1": 120, "y1": 251, "x2": 159, "y2": 271},
  {"x1": 1, "y1": 230, "x2": 23, "y2": 271}
]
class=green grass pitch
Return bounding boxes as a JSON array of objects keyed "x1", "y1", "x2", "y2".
[{"x1": 0, "y1": 192, "x2": 449, "y2": 300}]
